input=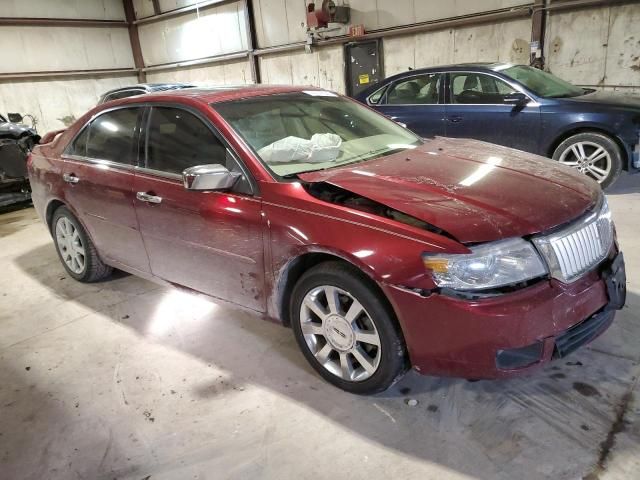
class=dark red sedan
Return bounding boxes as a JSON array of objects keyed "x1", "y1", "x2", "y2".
[{"x1": 28, "y1": 86, "x2": 626, "y2": 394}]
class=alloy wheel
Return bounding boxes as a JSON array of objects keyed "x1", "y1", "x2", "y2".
[
  {"x1": 558, "y1": 141, "x2": 612, "y2": 184},
  {"x1": 55, "y1": 217, "x2": 86, "y2": 274},
  {"x1": 299, "y1": 285, "x2": 381, "y2": 382}
]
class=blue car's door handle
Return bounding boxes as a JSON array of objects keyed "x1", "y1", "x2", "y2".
[{"x1": 447, "y1": 116, "x2": 463, "y2": 123}]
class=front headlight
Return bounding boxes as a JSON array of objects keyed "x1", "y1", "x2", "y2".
[{"x1": 422, "y1": 238, "x2": 548, "y2": 291}]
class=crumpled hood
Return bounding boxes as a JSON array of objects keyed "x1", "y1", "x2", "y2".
[{"x1": 299, "y1": 137, "x2": 601, "y2": 243}]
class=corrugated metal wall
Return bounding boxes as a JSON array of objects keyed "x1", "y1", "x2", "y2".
[
  {"x1": 545, "y1": 2, "x2": 640, "y2": 95},
  {"x1": 0, "y1": 0, "x2": 137, "y2": 133}
]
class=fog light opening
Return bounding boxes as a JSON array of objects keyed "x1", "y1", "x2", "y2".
[{"x1": 496, "y1": 341, "x2": 544, "y2": 370}]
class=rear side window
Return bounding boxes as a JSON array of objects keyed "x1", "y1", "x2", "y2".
[
  {"x1": 68, "y1": 108, "x2": 140, "y2": 164},
  {"x1": 385, "y1": 74, "x2": 442, "y2": 105}
]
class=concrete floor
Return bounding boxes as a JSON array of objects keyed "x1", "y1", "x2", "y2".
[{"x1": 0, "y1": 175, "x2": 639, "y2": 480}]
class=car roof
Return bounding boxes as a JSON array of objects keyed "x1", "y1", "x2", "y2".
[{"x1": 111, "y1": 84, "x2": 331, "y2": 105}]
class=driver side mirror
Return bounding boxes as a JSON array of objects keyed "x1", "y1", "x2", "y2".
[
  {"x1": 183, "y1": 164, "x2": 242, "y2": 191},
  {"x1": 8, "y1": 113, "x2": 23, "y2": 123},
  {"x1": 503, "y1": 92, "x2": 528, "y2": 105}
]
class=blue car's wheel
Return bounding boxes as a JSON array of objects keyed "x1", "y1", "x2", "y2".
[{"x1": 553, "y1": 132, "x2": 622, "y2": 189}]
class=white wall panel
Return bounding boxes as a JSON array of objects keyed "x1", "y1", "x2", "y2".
[
  {"x1": 0, "y1": 74, "x2": 138, "y2": 134},
  {"x1": 452, "y1": 18, "x2": 530, "y2": 64},
  {"x1": 0, "y1": 26, "x2": 135, "y2": 73},
  {"x1": 133, "y1": 0, "x2": 156, "y2": 18},
  {"x1": 158, "y1": 0, "x2": 219, "y2": 11},
  {"x1": 383, "y1": 18, "x2": 530, "y2": 76},
  {"x1": 253, "y1": 0, "x2": 531, "y2": 47},
  {"x1": 138, "y1": 1, "x2": 248, "y2": 66},
  {"x1": 252, "y1": 0, "x2": 307, "y2": 48},
  {"x1": 146, "y1": 59, "x2": 252, "y2": 84},
  {"x1": 545, "y1": 7, "x2": 609, "y2": 86},
  {"x1": 545, "y1": 3, "x2": 640, "y2": 88},
  {"x1": 259, "y1": 45, "x2": 345, "y2": 93},
  {"x1": 606, "y1": 4, "x2": 640, "y2": 87},
  {"x1": 1, "y1": 0, "x2": 126, "y2": 20}
]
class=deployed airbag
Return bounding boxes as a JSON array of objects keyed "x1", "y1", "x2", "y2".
[{"x1": 258, "y1": 133, "x2": 342, "y2": 164}]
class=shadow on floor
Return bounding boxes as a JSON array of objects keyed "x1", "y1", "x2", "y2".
[{"x1": 10, "y1": 242, "x2": 640, "y2": 480}]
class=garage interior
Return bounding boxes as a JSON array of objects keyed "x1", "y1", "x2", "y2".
[{"x1": 1, "y1": 0, "x2": 640, "y2": 479}]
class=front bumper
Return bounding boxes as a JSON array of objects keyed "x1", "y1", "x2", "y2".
[{"x1": 384, "y1": 251, "x2": 626, "y2": 379}]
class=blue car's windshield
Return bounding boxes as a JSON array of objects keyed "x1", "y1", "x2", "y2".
[{"x1": 496, "y1": 65, "x2": 586, "y2": 98}]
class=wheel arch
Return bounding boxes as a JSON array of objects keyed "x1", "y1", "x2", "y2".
[
  {"x1": 547, "y1": 125, "x2": 630, "y2": 170},
  {"x1": 275, "y1": 250, "x2": 400, "y2": 333},
  {"x1": 45, "y1": 199, "x2": 66, "y2": 232}
]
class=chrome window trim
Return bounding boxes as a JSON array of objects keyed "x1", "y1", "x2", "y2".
[
  {"x1": 135, "y1": 166, "x2": 182, "y2": 181},
  {"x1": 61, "y1": 154, "x2": 136, "y2": 172},
  {"x1": 447, "y1": 70, "x2": 540, "y2": 107}
]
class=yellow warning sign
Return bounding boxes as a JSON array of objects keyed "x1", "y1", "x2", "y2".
[{"x1": 359, "y1": 74, "x2": 370, "y2": 85}]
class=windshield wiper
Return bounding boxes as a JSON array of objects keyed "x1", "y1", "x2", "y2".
[{"x1": 280, "y1": 147, "x2": 407, "y2": 178}]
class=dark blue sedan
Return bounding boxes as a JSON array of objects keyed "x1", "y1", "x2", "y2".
[{"x1": 356, "y1": 63, "x2": 640, "y2": 189}]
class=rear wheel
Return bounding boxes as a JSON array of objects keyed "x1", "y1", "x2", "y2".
[
  {"x1": 552, "y1": 132, "x2": 622, "y2": 189},
  {"x1": 291, "y1": 262, "x2": 407, "y2": 394},
  {"x1": 52, "y1": 206, "x2": 112, "y2": 282}
]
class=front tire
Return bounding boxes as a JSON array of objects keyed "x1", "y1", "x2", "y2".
[
  {"x1": 291, "y1": 261, "x2": 407, "y2": 395},
  {"x1": 552, "y1": 132, "x2": 622, "y2": 189},
  {"x1": 52, "y1": 206, "x2": 112, "y2": 282}
]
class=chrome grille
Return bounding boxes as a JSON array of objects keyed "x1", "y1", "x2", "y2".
[{"x1": 533, "y1": 198, "x2": 614, "y2": 283}]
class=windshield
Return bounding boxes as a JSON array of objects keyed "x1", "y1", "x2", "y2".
[
  {"x1": 497, "y1": 65, "x2": 585, "y2": 98},
  {"x1": 213, "y1": 92, "x2": 422, "y2": 177}
]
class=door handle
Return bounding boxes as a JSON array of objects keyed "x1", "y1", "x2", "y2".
[
  {"x1": 62, "y1": 173, "x2": 79, "y2": 184},
  {"x1": 447, "y1": 116, "x2": 463, "y2": 123},
  {"x1": 136, "y1": 191, "x2": 163, "y2": 204}
]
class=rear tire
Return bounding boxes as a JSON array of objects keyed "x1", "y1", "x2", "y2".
[
  {"x1": 52, "y1": 206, "x2": 112, "y2": 282},
  {"x1": 552, "y1": 132, "x2": 622, "y2": 189},
  {"x1": 290, "y1": 261, "x2": 407, "y2": 395}
]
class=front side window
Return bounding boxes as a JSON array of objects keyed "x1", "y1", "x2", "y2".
[
  {"x1": 145, "y1": 107, "x2": 252, "y2": 193},
  {"x1": 213, "y1": 92, "x2": 423, "y2": 178},
  {"x1": 495, "y1": 64, "x2": 586, "y2": 98},
  {"x1": 67, "y1": 108, "x2": 139, "y2": 163},
  {"x1": 385, "y1": 74, "x2": 442, "y2": 105},
  {"x1": 450, "y1": 72, "x2": 519, "y2": 104}
]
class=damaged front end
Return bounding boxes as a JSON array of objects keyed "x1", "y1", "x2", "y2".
[{"x1": 304, "y1": 181, "x2": 457, "y2": 239}]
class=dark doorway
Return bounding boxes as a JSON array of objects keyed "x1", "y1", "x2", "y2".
[{"x1": 345, "y1": 39, "x2": 384, "y2": 97}]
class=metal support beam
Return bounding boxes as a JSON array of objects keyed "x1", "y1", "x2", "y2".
[
  {"x1": 123, "y1": 0, "x2": 146, "y2": 83},
  {"x1": 0, "y1": 17, "x2": 127, "y2": 27},
  {"x1": 0, "y1": 68, "x2": 137, "y2": 81},
  {"x1": 540, "y1": 0, "x2": 640, "y2": 12},
  {"x1": 530, "y1": 0, "x2": 546, "y2": 68},
  {"x1": 245, "y1": 0, "x2": 261, "y2": 83},
  {"x1": 151, "y1": 0, "x2": 162, "y2": 15},
  {"x1": 142, "y1": 51, "x2": 250, "y2": 72},
  {"x1": 254, "y1": 6, "x2": 532, "y2": 57}
]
